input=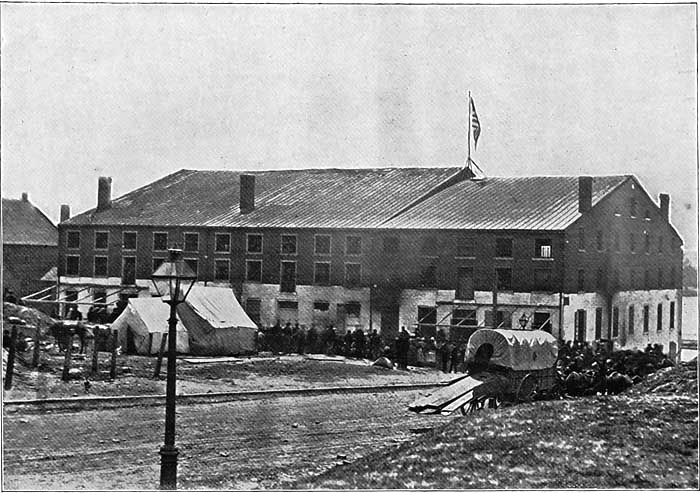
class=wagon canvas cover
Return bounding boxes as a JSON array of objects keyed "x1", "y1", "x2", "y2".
[{"x1": 465, "y1": 329, "x2": 558, "y2": 371}]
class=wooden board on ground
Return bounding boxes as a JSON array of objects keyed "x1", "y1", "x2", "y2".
[{"x1": 408, "y1": 375, "x2": 484, "y2": 412}]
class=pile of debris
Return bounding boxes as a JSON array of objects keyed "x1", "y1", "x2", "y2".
[{"x1": 631, "y1": 359, "x2": 698, "y2": 396}]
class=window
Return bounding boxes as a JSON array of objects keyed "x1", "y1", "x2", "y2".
[
  {"x1": 643, "y1": 305, "x2": 649, "y2": 333},
  {"x1": 533, "y1": 312, "x2": 552, "y2": 333},
  {"x1": 451, "y1": 308, "x2": 478, "y2": 328},
  {"x1": 153, "y1": 232, "x2": 168, "y2": 251},
  {"x1": 657, "y1": 304, "x2": 663, "y2": 332},
  {"x1": 383, "y1": 236, "x2": 399, "y2": 253},
  {"x1": 94, "y1": 256, "x2": 108, "y2": 277},
  {"x1": 184, "y1": 258, "x2": 198, "y2": 278},
  {"x1": 153, "y1": 257, "x2": 165, "y2": 273},
  {"x1": 596, "y1": 231, "x2": 604, "y2": 251},
  {"x1": 575, "y1": 310, "x2": 587, "y2": 341},
  {"x1": 247, "y1": 234, "x2": 263, "y2": 254},
  {"x1": 644, "y1": 270, "x2": 650, "y2": 289},
  {"x1": 629, "y1": 233, "x2": 636, "y2": 253},
  {"x1": 630, "y1": 198, "x2": 637, "y2": 217},
  {"x1": 458, "y1": 238, "x2": 475, "y2": 258},
  {"x1": 346, "y1": 236, "x2": 362, "y2": 255},
  {"x1": 456, "y1": 267, "x2": 474, "y2": 300},
  {"x1": 314, "y1": 262, "x2": 330, "y2": 285},
  {"x1": 246, "y1": 260, "x2": 262, "y2": 282},
  {"x1": 535, "y1": 238, "x2": 552, "y2": 258},
  {"x1": 534, "y1": 269, "x2": 553, "y2": 291},
  {"x1": 281, "y1": 235, "x2": 297, "y2": 255},
  {"x1": 65, "y1": 255, "x2": 80, "y2": 276},
  {"x1": 245, "y1": 298, "x2": 261, "y2": 324},
  {"x1": 184, "y1": 233, "x2": 199, "y2": 252},
  {"x1": 214, "y1": 259, "x2": 230, "y2": 281},
  {"x1": 67, "y1": 231, "x2": 81, "y2": 249},
  {"x1": 313, "y1": 301, "x2": 330, "y2": 312},
  {"x1": 613, "y1": 232, "x2": 620, "y2": 252},
  {"x1": 577, "y1": 269, "x2": 585, "y2": 291},
  {"x1": 495, "y1": 238, "x2": 513, "y2": 257},
  {"x1": 670, "y1": 301, "x2": 675, "y2": 329},
  {"x1": 644, "y1": 232, "x2": 650, "y2": 254},
  {"x1": 123, "y1": 231, "x2": 137, "y2": 250},
  {"x1": 417, "y1": 306, "x2": 438, "y2": 338},
  {"x1": 421, "y1": 236, "x2": 438, "y2": 255},
  {"x1": 278, "y1": 300, "x2": 299, "y2": 310},
  {"x1": 612, "y1": 307, "x2": 620, "y2": 337},
  {"x1": 345, "y1": 302, "x2": 361, "y2": 317},
  {"x1": 658, "y1": 237, "x2": 663, "y2": 254},
  {"x1": 578, "y1": 227, "x2": 585, "y2": 250},
  {"x1": 595, "y1": 307, "x2": 602, "y2": 339},
  {"x1": 215, "y1": 233, "x2": 231, "y2": 253},
  {"x1": 628, "y1": 306, "x2": 635, "y2": 334},
  {"x1": 280, "y1": 261, "x2": 296, "y2": 293},
  {"x1": 485, "y1": 310, "x2": 510, "y2": 328},
  {"x1": 496, "y1": 268, "x2": 512, "y2": 290},
  {"x1": 420, "y1": 265, "x2": 437, "y2": 287},
  {"x1": 93, "y1": 290, "x2": 107, "y2": 304},
  {"x1": 95, "y1": 231, "x2": 109, "y2": 250},
  {"x1": 596, "y1": 268, "x2": 605, "y2": 289},
  {"x1": 345, "y1": 263, "x2": 361, "y2": 287},
  {"x1": 315, "y1": 235, "x2": 331, "y2": 255},
  {"x1": 122, "y1": 256, "x2": 136, "y2": 285}
]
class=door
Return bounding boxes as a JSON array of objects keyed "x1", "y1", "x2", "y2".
[
  {"x1": 381, "y1": 305, "x2": 399, "y2": 340},
  {"x1": 575, "y1": 309, "x2": 587, "y2": 342}
]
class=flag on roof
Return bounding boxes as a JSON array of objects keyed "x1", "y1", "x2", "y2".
[{"x1": 470, "y1": 96, "x2": 481, "y2": 149}]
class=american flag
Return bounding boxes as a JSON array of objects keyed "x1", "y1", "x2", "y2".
[{"x1": 470, "y1": 96, "x2": 481, "y2": 149}]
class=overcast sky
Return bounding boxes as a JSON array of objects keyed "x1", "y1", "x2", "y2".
[{"x1": 1, "y1": 3, "x2": 697, "y2": 252}]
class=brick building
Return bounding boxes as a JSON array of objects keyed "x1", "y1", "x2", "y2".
[
  {"x1": 2, "y1": 193, "x2": 59, "y2": 299},
  {"x1": 55, "y1": 167, "x2": 684, "y2": 355}
]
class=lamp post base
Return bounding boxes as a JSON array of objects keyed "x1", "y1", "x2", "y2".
[{"x1": 159, "y1": 445, "x2": 179, "y2": 490}]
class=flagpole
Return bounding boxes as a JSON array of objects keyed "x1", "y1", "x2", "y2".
[{"x1": 467, "y1": 91, "x2": 472, "y2": 172}]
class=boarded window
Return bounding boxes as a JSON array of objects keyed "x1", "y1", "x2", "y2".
[
  {"x1": 95, "y1": 231, "x2": 109, "y2": 250},
  {"x1": 485, "y1": 310, "x2": 510, "y2": 329},
  {"x1": 495, "y1": 238, "x2": 513, "y2": 257},
  {"x1": 153, "y1": 232, "x2": 168, "y2": 251},
  {"x1": 123, "y1": 232, "x2": 137, "y2": 250},
  {"x1": 215, "y1": 233, "x2": 231, "y2": 253},
  {"x1": 94, "y1": 256, "x2": 108, "y2": 277},
  {"x1": 67, "y1": 231, "x2": 81, "y2": 249},
  {"x1": 314, "y1": 262, "x2": 330, "y2": 285}
]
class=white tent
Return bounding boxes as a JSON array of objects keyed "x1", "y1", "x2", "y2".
[
  {"x1": 176, "y1": 286, "x2": 258, "y2": 355},
  {"x1": 465, "y1": 329, "x2": 558, "y2": 371},
  {"x1": 112, "y1": 297, "x2": 190, "y2": 354}
]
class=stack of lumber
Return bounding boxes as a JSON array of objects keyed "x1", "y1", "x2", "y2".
[{"x1": 409, "y1": 372, "x2": 509, "y2": 415}]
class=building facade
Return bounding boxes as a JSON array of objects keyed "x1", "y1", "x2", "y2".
[{"x1": 54, "y1": 168, "x2": 684, "y2": 356}]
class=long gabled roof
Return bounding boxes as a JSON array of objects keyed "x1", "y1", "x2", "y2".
[
  {"x1": 2, "y1": 198, "x2": 58, "y2": 246},
  {"x1": 64, "y1": 168, "x2": 630, "y2": 231}
]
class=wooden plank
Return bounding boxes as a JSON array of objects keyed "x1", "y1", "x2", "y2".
[{"x1": 408, "y1": 375, "x2": 484, "y2": 411}]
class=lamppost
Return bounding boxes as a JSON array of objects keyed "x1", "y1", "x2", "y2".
[
  {"x1": 151, "y1": 248, "x2": 197, "y2": 490},
  {"x1": 519, "y1": 313, "x2": 529, "y2": 330}
]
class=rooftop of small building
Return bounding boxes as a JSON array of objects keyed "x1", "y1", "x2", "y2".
[
  {"x1": 2, "y1": 196, "x2": 58, "y2": 246},
  {"x1": 63, "y1": 167, "x2": 634, "y2": 231}
]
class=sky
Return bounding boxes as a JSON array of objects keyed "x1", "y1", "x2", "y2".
[{"x1": 1, "y1": 3, "x2": 697, "y2": 253}]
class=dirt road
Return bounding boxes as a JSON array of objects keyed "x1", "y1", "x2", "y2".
[{"x1": 3, "y1": 389, "x2": 450, "y2": 490}]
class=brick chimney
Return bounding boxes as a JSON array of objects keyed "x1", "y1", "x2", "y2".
[
  {"x1": 578, "y1": 176, "x2": 593, "y2": 213},
  {"x1": 659, "y1": 193, "x2": 670, "y2": 221},
  {"x1": 21, "y1": 192, "x2": 28, "y2": 202},
  {"x1": 97, "y1": 177, "x2": 112, "y2": 211},
  {"x1": 60, "y1": 204, "x2": 71, "y2": 222},
  {"x1": 240, "y1": 174, "x2": 255, "y2": 213}
]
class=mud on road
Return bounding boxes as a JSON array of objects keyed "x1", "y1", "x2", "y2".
[{"x1": 3, "y1": 389, "x2": 450, "y2": 490}]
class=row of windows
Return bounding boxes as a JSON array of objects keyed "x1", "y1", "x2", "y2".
[
  {"x1": 576, "y1": 266, "x2": 677, "y2": 291},
  {"x1": 610, "y1": 302, "x2": 676, "y2": 337},
  {"x1": 65, "y1": 230, "x2": 560, "y2": 259},
  {"x1": 578, "y1": 227, "x2": 669, "y2": 254}
]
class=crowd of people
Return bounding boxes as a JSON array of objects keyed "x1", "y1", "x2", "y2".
[{"x1": 557, "y1": 340, "x2": 675, "y2": 396}]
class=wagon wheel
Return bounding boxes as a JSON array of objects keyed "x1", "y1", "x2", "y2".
[
  {"x1": 515, "y1": 374, "x2": 538, "y2": 403},
  {"x1": 459, "y1": 394, "x2": 501, "y2": 415}
]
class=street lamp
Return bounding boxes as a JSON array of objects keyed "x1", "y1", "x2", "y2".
[
  {"x1": 519, "y1": 313, "x2": 529, "y2": 330},
  {"x1": 151, "y1": 248, "x2": 197, "y2": 490}
]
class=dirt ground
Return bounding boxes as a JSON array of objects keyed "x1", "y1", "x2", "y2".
[{"x1": 2, "y1": 347, "x2": 450, "y2": 401}]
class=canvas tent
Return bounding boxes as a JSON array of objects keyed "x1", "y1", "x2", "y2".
[
  {"x1": 176, "y1": 286, "x2": 257, "y2": 355},
  {"x1": 112, "y1": 297, "x2": 190, "y2": 354},
  {"x1": 465, "y1": 329, "x2": 558, "y2": 371}
]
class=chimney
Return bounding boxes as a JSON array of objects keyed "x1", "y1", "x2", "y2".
[
  {"x1": 60, "y1": 204, "x2": 71, "y2": 223},
  {"x1": 240, "y1": 174, "x2": 255, "y2": 213},
  {"x1": 97, "y1": 176, "x2": 112, "y2": 211},
  {"x1": 659, "y1": 193, "x2": 670, "y2": 221},
  {"x1": 578, "y1": 176, "x2": 593, "y2": 213},
  {"x1": 21, "y1": 192, "x2": 28, "y2": 202}
]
